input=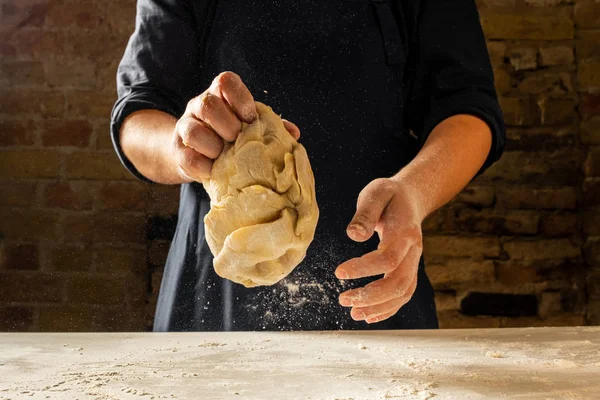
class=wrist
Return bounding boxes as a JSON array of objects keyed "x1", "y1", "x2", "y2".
[{"x1": 390, "y1": 168, "x2": 431, "y2": 224}]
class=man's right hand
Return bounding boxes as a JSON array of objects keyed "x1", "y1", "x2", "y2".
[{"x1": 172, "y1": 71, "x2": 300, "y2": 183}]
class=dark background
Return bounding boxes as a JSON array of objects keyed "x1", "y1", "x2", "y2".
[{"x1": 0, "y1": 0, "x2": 599, "y2": 331}]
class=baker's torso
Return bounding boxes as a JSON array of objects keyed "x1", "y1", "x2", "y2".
[{"x1": 154, "y1": 0, "x2": 437, "y2": 331}]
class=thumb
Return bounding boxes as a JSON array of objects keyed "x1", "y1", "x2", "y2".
[
  {"x1": 282, "y1": 119, "x2": 301, "y2": 140},
  {"x1": 347, "y1": 180, "x2": 395, "y2": 243}
]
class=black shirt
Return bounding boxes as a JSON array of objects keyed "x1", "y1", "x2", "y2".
[{"x1": 110, "y1": 0, "x2": 505, "y2": 331}]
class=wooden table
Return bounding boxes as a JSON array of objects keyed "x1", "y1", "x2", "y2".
[{"x1": 1, "y1": 327, "x2": 599, "y2": 399}]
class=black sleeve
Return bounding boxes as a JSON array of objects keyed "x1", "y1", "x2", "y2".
[
  {"x1": 110, "y1": 0, "x2": 202, "y2": 182},
  {"x1": 404, "y1": 0, "x2": 506, "y2": 175}
]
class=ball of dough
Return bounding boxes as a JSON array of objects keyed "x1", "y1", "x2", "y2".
[{"x1": 203, "y1": 102, "x2": 319, "y2": 287}]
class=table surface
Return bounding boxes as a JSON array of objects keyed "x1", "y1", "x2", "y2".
[{"x1": 1, "y1": 327, "x2": 599, "y2": 400}]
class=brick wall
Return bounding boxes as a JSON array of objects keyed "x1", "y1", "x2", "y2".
[{"x1": 0, "y1": 0, "x2": 598, "y2": 331}]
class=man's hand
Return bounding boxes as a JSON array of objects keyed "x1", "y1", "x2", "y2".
[
  {"x1": 336, "y1": 177, "x2": 424, "y2": 324},
  {"x1": 172, "y1": 71, "x2": 301, "y2": 182}
]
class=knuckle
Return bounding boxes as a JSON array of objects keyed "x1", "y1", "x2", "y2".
[
  {"x1": 215, "y1": 71, "x2": 239, "y2": 87},
  {"x1": 355, "y1": 213, "x2": 376, "y2": 227},
  {"x1": 200, "y1": 92, "x2": 218, "y2": 112},
  {"x1": 178, "y1": 120, "x2": 194, "y2": 144},
  {"x1": 379, "y1": 251, "x2": 397, "y2": 271}
]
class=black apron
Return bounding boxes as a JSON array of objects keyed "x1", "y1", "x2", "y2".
[{"x1": 154, "y1": 0, "x2": 438, "y2": 331}]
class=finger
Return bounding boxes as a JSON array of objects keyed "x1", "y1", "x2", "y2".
[
  {"x1": 177, "y1": 117, "x2": 224, "y2": 160},
  {"x1": 353, "y1": 275, "x2": 418, "y2": 322},
  {"x1": 338, "y1": 245, "x2": 421, "y2": 307},
  {"x1": 209, "y1": 71, "x2": 257, "y2": 123},
  {"x1": 335, "y1": 237, "x2": 412, "y2": 279},
  {"x1": 175, "y1": 137, "x2": 213, "y2": 182},
  {"x1": 187, "y1": 92, "x2": 241, "y2": 142},
  {"x1": 282, "y1": 119, "x2": 301, "y2": 140},
  {"x1": 350, "y1": 297, "x2": 406, "y2": 321},
  {"x1": 347, "y1": 179, "x2": 395, "y2": 243}
]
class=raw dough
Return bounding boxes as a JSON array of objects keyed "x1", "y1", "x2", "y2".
[{"x1": 203, "y1": 102, "x2": 319, "y2": 287}]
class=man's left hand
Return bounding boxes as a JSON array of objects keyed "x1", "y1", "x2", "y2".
[{"x1": 336, "y1": 177, "x2": 424, "y2": 324}]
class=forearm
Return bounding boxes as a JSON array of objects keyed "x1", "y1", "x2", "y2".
[
  {"x1": 120, "y1": 109, "x2": 190, "y2": 184},
  {"x1": 395, "y1": 114, "x2": 492, "y2": 222}
]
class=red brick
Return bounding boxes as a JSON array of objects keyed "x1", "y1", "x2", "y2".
[
  {"x1": 69, "y1": 32, "x2": 129, "y2": 62},
  {"x1": 575, "y1": 0, "x2": 600, "y2": 29},
  {"x1": 579, "y1": 94, "x2": 600, "y2": 120},
  {"x1": 66, "y1": 276, "x2": 125, "y2": 305},
  {"x1": 494, "y1": 67, "x2": 511, "y2": 93},
  {"x1": 49, "y1": 245, "x2": 93, "y2": 272},
  {"x1": 0, "y1": 1, "x2": 47, "y2": 28},
  {"x1": 96, "y1": 247, "x2": 146, "y2": 276},
  {"x1": 0, "y1": 90, "x2": 65, "y2": 117},
  {"x1": 540, "y1": 213, "x2": 578, "y2": 237},
  {"x1": 95, "y1": 119, "x2": 114, "y2": 150},
  {"x1": 45, "y1": 59, "x2": 97, "y2": 90},
  {"x1": 64, "y1": 213, "x2": 147, "y2": 243},
  {"x1": 498, "y1": 97, "x2": 540, "y2": 126},
  {"x1": 66, "y1": 90, "x2": 116, "y2": 118},
  {"x1": 583, "y1": 237, "x2": 600, "y2": 266},
  {"x1": 0, "y1": 61, "x2": 45, "y2": 86},
  {"x1": 589, "y1": 271, "x2": 600, "y2": 296},
  {"x1": 0, "y1": 272, "x2": 62, "y2": 303},
  {"x1": 505, "y1": 127, "x2": 576, "y2": 152},
  {"x1": 0, "y1": 181, "x2": 37, "y2": 207},
  {"x1": 517, "y1": 72, "x2": 573, "y2": 95},
  {"x1": 1, "y1": 243, "x2": 39, "y2": 271},
  {"x1": 44, "y1": 181, "x2": 95, "y2": 210},
  {"x1": 582, "y1": 207, "x2": 600, "y2": 235},
  {"x1": 496, "y1": 186, "x2": 577, "y2": 210},
  {"x1": 539, "y1": 97, "x2": 578, "y2": 126},
  {"x1": 434, "y1": 291, "x2": 458, "y2": 312},
  {"x1": 7, "y1": 30, "x2": 66, "y2": 58},
  {"x1": 148, "y1": 185, "x2": 181, "y2": 216},
  {"x1": 581, "y1": 117, "x2": 600, "y2": 145},
  {"x1": 578, "y1": 60, "x2": 600, "y2": 92},
  {"x1": 427, "y1": 259, "x2": 496, "y2": 289},
  {"x1": 45, "y1": 2, "x2": 105, "y2": 29},
  {"x1": 576, "y1": 30, "x2": 600, "y2": 61},
  {"x1": 539, "y1": 46, "x2": 574, "y2": 67},
  {"x1": 0, "y1": 119, "x2": 36, "y2": 146},
  {"x1": 457, "y1": 209, "x2": 539, "y2": 235},
  {"x1": 0, "y1": 306, "x2": 35, "y2": 332},
  {"x1": 0, "y1": 150, "x2": 61, "y2": 179},
  {"x1": 105, "y1": 1, "x2": 137, "y2": 32},
  {"x1": 454, "y1": 186, "x2": 495, "y2": 207},
  {"x1": 96, "y1": 60, "x2": 119, "y2": 93},
  {"x1": 148, "y1": 240, "x2": 170, "y2": 267},
  {"x1": 584, "y1": 147, "x2": 600, "y2": 177},
  {"x1": 480, "y1": 12, "x2": 574, "y2": 40},
  {"x1": 422, "y1": 207, "x2": 457, "y2": 233},
  {"x1": 41, "y1": 119, "x2": 93, "y2": 148},
  {"x1": 437, "y1": 310, "x2": 501, "y2": 329},
  {"x1": 589, "y1": 293, "x2": 600, "y2": 324},
  {"x1": 483, "y1": 150, "x2": 582, "y2": 185},
  {"x1": 98, "y1": 182, "x2": 148, "y2": 211},
  {"x1": 38, "y1": 305, "x2": 146, "y2": 332},
  {"x1": 496, "y1": 259, "x2": 582, "y2": 287},
  {"x1": 423, "y1": 236, "x2": 501, "y2": 258},
  {"x1": 501, "y1": 314, "x2": 585, "y2": 328},
  {"x1": 504, "y1": 239, "x2": 581, "y2": 260},
  {"x1": 538, "y1": 291, "x2": 561, "y2": 318},
  {"x1": 506, "y1": 47, "x2": 538, "y2": 71},
  {"x1": 583, "y1": 178, "x2": 600, "y2": 206},
  {"x1": 125, "y1": 275, "x2": 148, "y2": 309},
  {"x1": 524, "y1": 0, "x2": 575, "y2": 6},
  {"x1": 487, "y1": 41, "x2": 506, "y2": 67},
  {"x1": 0, "y1": 209, "x2": 59, "y2": 240},
  {"x1": 65, "y1": 151, "x2": 135, "y2": 180}
]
